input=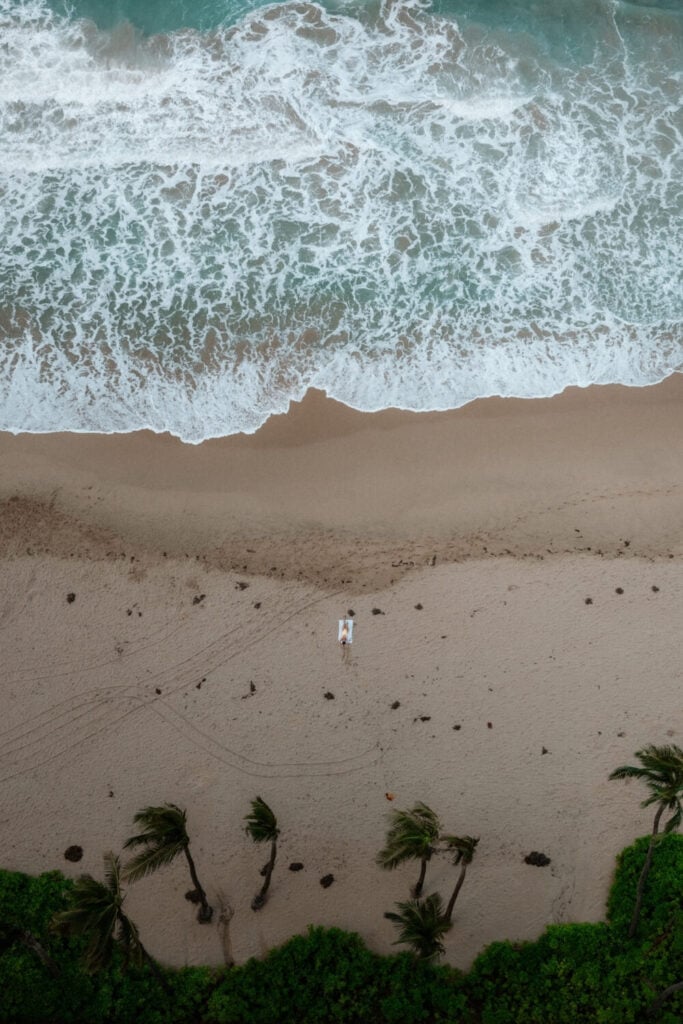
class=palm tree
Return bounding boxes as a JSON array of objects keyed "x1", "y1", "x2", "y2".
[
  {"x1": 123, "y1": 803, "x2": 213, "y2": 923},
  {"x1": 245, "y1": 796, "x2": 280, "y2": 911},
  {"x1": 609, "y1": 743, "x2": 683, "y2": 938},
  {"x1": 51, "y1": 852, "x2": 167, "y2": 990},
  {"x1": 384, "y1": 892, "x2": 451, "y2": 960},
  {"x1": 376, "y1": 802, "x2": 441, "y2": 897},
  {"x1": 441, "y1": 835, "x2": 479, "y2": 923},
  {"x1": 0, "y1": 922, "x2": 58, "y2": 978}
]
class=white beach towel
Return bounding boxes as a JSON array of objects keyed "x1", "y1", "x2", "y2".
[{"x1": 338, "y1": 618, "x2": 354, "y2": 643}]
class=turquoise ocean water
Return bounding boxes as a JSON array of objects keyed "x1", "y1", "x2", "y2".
[{"x1": 0, "y1": 0, "x2": 681, "y2": 441}]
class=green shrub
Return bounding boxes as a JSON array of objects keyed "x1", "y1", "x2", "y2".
[{"x1": 0, "y1": 838, "x2": 681, "y2": 1024}]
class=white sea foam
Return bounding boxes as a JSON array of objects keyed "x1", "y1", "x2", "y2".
[{"x1": 0, "y1": 0, "x2": 681, "y2": 441}]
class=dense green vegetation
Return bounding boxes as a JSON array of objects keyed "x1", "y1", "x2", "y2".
[{"x1": 0, "y1": 833, "x2": 681, "y2": 1023}]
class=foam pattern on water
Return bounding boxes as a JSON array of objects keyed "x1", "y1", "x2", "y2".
[{"x1": 1, "y1": 0, "x2": 681, "y2": 440}]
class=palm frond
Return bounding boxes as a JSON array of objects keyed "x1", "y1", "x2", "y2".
[
  {"x1": 385, "y1": 892, "x2": 451, "y2": 960},
  {"x1": 51, "y1": 854, "x2": 124, "y2": 973},
  {"x1": 610, "y1": 744, "x2": 683, "y2": 811},
  {"x1": 123, "y1": 839, "x2": 185, "y2": 884},
  {"x1": 116, "y1": 910, "x2": 144, "y2": 969},
  {"x1": 245, "y1": 796, "x2": 279, "y2": 844},
  {"x1": 441, "y1": 835, "x2": 480, "y2": 865},
  {"x1": 376, "y1": 803, "x2": 441, "y2": 870},
  {"x1": 123, "y1": 804, "x2": 188, "y2": 850},
  {"x1": 664, "y1": 801, "x2": 682, "y2": 834}
]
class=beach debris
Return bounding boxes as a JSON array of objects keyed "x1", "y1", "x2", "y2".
[
  {"x1": 320, "y1": 874, "x2": 335, "y2": 888},
  {"x1": 525, "y1": 852, "x2": 551, "y2": 867},
  {"x1": 235, "y1": 581, "x2": 249, "y2": 590},
  {"x1": 66, "y1": 592, "x2": 76, "y2": 603},
  {"x1": 250, "y1": 681, "x2": 256, "y2": 694},
  {"x1": 617, "y1": 731, "x2": 626, "y2": 737},
  {"x1": 385, "y1": 793, "x2": 395, "y2": 801},
  {"x1": 64, "y1": 846, "x2": 83, "y2": 863},
  {"x1": 253, "y1": 601, "x2": 262, "y2": 609},
  {"x1": 155, "y1": 687, "x2": 162, "y2": 695},
  {"x1": 371, "y1": 607, "x2": 384, "y2": 615},
  {"x1": 430, "y1": 555, "x2": 437, "y2": 566},
  {"x1": 347, "y1": 609, "x2": 355, "y2": 617},
  {"x1": 453, "y1": 724, "x2": 462, "y2": 731},
  {"x1": 126, "y1": 608, "x2": 132, "y2": 616},
  {"x1": 413, "y1": 715, "x2": 431, "y2": 723},
  {"x1": 192, "y1": 594, "x2": 206, "y2": 605},
  {"x1": 542, "y1": 746, "x2": 549, "y2": 755},
  {"x1": 289, "y1": 862, "x2": 304, "y2": 872},
  {"x1": 414, "y1": 602, "x2": 423, "y2": 610},
  {"x1": 108, "y1": 790, "x2": 114, "y2": 798},
  {"x1": 651, "y1": 585, "x2": 660, "y2": 592},
  {"x1": 585, "y1": 597, "x2": 593, "y2": 604},
  {"x1": 624, "y1": 540, "x2": 630, "y2": 547},
  {"x1": 324, "y1": 691, "x2": 335, "y2": 700},
  {"x1": 487, "y1": 722, "x2": 493, "y2": 729},
  {"x1": 615, "y1": 587, "x2": 624, "y2": 594},
  {"x1": 390, "y1": 700, "x2": 401, "y2": 710}
]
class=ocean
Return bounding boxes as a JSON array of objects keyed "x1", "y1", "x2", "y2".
[{"x1": 0, "y1": 0, "x2": 681, "y2": 442}]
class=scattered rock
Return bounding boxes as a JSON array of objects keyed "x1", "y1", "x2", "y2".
[
  {"x1": 584, "y1": 597, "x2": 593, "y2": 605},
  {"x1": 430, "y1": 555, "x2": 436, "y2": 566},
  {"x1": 253, "y1": 601, "x2": 262, "y2": 609},
  {"x1": 624, "y1": 540, "x2": 630, "y2": 547},
  {"x1": 371, "y1": 607, "x2": 384, "y2": 615},
  {"x1": 192, "y1": 594, "x2": 206, "y2": 605},
  {"x1": 651, "y1": 585, "x2": 659, "y2": 593},
  {"x1": 525, "y1": 851, "x2": 551, "y2": 867},
  {"x1": 235, "y1": 581, "x2": 249, "y2": 591},
  {"x1": 196, "y1": 681, "x2": 202, "y2": 690},
  {"x1": 419, "y1": 715, "x2": 431, "y2": 722},
  {"x1": 542, "y1": 746, "x2": 549, "y2": 755},
  {"x1": 347, "y1": 609, "x2": 355, "y2": 618},
  {"x1": 108, "y1": 790, "x2": 114, "y2": 798},
  {"x1": 320, "y1": 874, "x2": 334, "y2": 888},
  {"x1": 64, "y1": 845, "x2": 83, "y2": 863},
  {"x1": 453, "y1": 724, "x2": 461, "y2": 731},
  {"x1": 66, "y1": 593, "x2": 76, "y2": 603},
  {"x1": 289, "y1": 862, "x2": 304, "y2": 872},
  {"x1": 390, "y1": 700, "x2": 401, "y2": 710},
  {"x1": 617, "y1": 731, "x2": 625, "y2": 737},
  {"x1": 324, "y1": 691, "x2": 335, "y2": 700},
  {"x1": 126, "y1": 608, "x2": 132, "y2": 616},
  {"x1": 615, "y1": 587, "x2": 624, "y2": 595},
  {"x1": 414, "y1": 603, "x2": 423, "y2": 610},
  {"x1": 155, "y1": 688, "x2": 162, "y2": 695},
  {"x1": 487, "y1": 722, "x2": 493, "y2": 729}
]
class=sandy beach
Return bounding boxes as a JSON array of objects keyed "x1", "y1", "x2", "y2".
[{"x1": 0, "y1": 376, "x2": 681, "y2": 970}]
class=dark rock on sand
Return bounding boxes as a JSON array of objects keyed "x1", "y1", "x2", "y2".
[
  {"x1": 324, "y1": 691, "x2": 335, "y2": 700},
  {"x1": 371, "y1": 607, "x2": 384, "y2": 615},
  {"x1": 525, "y1": 851, "x2": 551, "y2": 867},
  {"x1": 66, "y1": 593, "x2": 76, "y2": 603},
  {"x1": 64, "y1": 846, "x2": 83, "y2": 862},
  {"x1": 289, "y1": 862, "x2": 304, "y2": 872},
  {"x1": 320, "y1": 874, "x2": 334, "y2": 888},
  {"x1": 390, "y1": 700, "x2": 401, "y2": 710}
]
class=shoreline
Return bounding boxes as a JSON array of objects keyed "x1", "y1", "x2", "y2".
[
  {"x1": 0, "y1": 375, "x2": 682, "y2": 589},
  {"x1": 0, "y1": 377, "x2": 681, "y2": 969}
]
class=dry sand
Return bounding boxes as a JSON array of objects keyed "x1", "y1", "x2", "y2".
[{"x1": 0, "y1": 376, "x2": 681, "y2": 970}]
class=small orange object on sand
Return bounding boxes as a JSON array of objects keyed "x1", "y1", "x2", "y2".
[{"x1": 385, "y1": 792, "x2": 395, "y2": 801}]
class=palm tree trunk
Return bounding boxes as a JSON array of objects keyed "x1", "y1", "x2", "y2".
[
  {"x1": 183, "y1": 845, "x2": 213, "y2": 923},
  {"x1": 258, "y1": 839, "x2": 277, "y2": 901},
  {"x1": 252, "y1": 839, "x2": 277, "y2": 910},
  {"x1": 19, "y1": 930, "x2": 59, "y2": 978},
  {"x1": 444, "y1": 864, "x2": 467, "y2": 923},
  {"x1": 628, "y1": 803, "x2": 665, "y2": 939},
  {"x1": 413, "y1": 855, "x2": 428, "y2": 898},
  {"x1": 647, "y1": 980, "x2": 683, "y2": 1019},
  {"x1": 139, "y1": 941, "x2": 172, "y2": 995}
]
